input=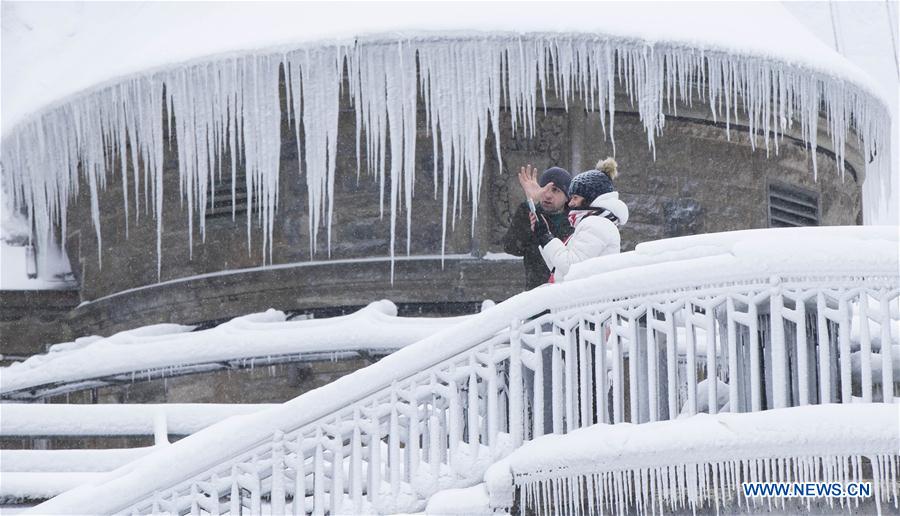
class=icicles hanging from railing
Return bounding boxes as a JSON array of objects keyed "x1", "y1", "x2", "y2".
[
  {"x1": 0, "y1": 33, "x2": 892, "y2": 279},
  {"x1": 517, "y1": 452, "x2": 900, "y2": 516}
]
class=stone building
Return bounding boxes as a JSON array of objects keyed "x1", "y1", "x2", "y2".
[{"x1": 0, "y1": 3, "x2": 887, "y2": 401}]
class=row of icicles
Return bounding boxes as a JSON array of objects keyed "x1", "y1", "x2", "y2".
[{"x1": 0, "y1": 35, "x2": 891, "y2": 280}]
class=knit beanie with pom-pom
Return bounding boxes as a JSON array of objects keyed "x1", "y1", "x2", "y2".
[{"x1": 568, "y1": 157, "x2": 619, "y2": 204}]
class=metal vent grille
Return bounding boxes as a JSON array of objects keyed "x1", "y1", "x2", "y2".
[
  {"x1": 767, "y1": 182, "x2": 819, "y2": 227},
  {"x1": 206, "y1": 173, "x2": 248, "y2": 219}
]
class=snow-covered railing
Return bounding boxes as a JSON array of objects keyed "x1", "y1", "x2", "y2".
[
  {"x1": 1, "y1": 404, "x2": 275, "y2": 503},
  {"x1": 0, "y1": 403, "x2": 276, "y2": 439},
  {"x1": 502, "y1": 404, "x2": 900, "y2": 515},
  {"x1": 0, "y1": 300, "x2": 470, "y2": 400},
  {"x1": 28, "y1": 227, "x2": 899, "y2": 515}
]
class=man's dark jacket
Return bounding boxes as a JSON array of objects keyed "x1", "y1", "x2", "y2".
[{"x1": 502, "y1": 202, "x2": 574, "y2": 290}]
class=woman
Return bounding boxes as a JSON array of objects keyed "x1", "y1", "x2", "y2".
[{"x1": 530, "y1": 157, "x2": 629, "y2": 282}]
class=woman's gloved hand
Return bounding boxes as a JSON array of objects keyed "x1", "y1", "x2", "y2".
[{"x1": 529, "y1": 211, "x2": 554, "y2": 246}]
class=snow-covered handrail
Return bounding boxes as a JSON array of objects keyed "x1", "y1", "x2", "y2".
[
  {"x1": 0, "y1": 403, "x2": 276, "y2": 438},
  {"x1": 1, "y1": 404, "x2": 276, "y2": 503},
  {"x1": 0, "y1": 300, "x2": 470, "y2": 400},
  {"x1": 28, "y1": 227, "x2": 899, "y2": 515}
]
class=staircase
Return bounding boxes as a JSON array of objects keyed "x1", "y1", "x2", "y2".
[{"x1": 26, "y1": 227, "x2": 900, "y2": 515}]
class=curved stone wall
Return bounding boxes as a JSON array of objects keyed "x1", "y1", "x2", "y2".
[{"x1": 60, "y1": 86, "x2": 864, "y2": 337}]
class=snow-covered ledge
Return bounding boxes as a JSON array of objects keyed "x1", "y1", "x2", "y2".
[
  {"x1": 1, "y1": 3, "x2": 892, "y2": 277},
  {"x1": 499, "y1": 404, "x2": 899, "y2": 516}
]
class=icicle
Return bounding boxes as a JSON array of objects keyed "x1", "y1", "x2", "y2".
[{"x1": 2, "y1": 34, "x2": 892, "y2": 280}]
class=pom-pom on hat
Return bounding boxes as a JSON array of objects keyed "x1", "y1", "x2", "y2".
[{"x1": 538, "y1": 167, "x2": 571, "y2": 197}]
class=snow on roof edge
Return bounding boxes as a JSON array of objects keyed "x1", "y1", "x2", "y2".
[{"x1": 2, "y1": 28, "x2": 891, "y2": 141}]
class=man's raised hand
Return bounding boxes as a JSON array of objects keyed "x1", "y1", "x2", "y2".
[{"x1": 518, "y1": 164, "x2": 542, "y2": 201}]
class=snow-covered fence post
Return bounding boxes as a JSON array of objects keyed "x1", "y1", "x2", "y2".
[
  {"x1": 551, "y1": 323, "x2": 564, "y2": 434},
  {"x1": 726, "y1": 296, "x2": 740, "y2": 413},
  {"x1": 816, "y1": 291, "x2": 833, "y2": 404},
  {"x1": 153, "y1": 406, "x2": 169, "y2": 446},
  {"x1": 879, "y1": 290, "x2": 896, "y2": 403},
  {"x1": 646, "y1": 308, "x2": 659, "y2": 422},
  {"x1": 703, "y1": 299, "x2": 719, "y2": 415},
  {"x1": 769, "y1": 275, "x2": 789, "y2": 408},
  {"x1": 509, "y1": 319, "x2": 524, "y2": 447},
  {"x1": 838, "y1": 295, "x2": 853, "y2": 403},
  {"x1": 290, "y1": 434, "x2": 307, "y2": 516},
  {"x1": 349, "y1": 409, "x2": 364, "y2": 512},
  {"x1": 683, "y1": 302, "x2": 698, "y2": 416},
  {"x1": 859, "y1": 292, "x2": 874, "y2": 402},
  {"x1": 270, "y1": 431, "x2": 286, "y2": 515},
  {"x1": 611, "y1": 313, "x2": 625, "y2": 423},
  {"x1": 563, "y1": 321, "x2": 577, "y2": 432},
  {"x1": 579, "y1": 318, "x2": 593, "y2": 427}
]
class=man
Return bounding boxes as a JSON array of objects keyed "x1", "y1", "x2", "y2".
[
  {"x1": 502, "y1": 164, "x2": 574, "y2": 290},
  {"x1": 532, "y1": 157, "x2": 628, "y2": 282}
]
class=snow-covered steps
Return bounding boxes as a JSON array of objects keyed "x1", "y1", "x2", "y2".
[
  {"x1": 20, "y1": 227, "x2": 899, "y2": 515},
  {"x1": 499, "y1": 404, "x2": 900, "y2": 516},
  {"x1": 0, "y1": 300, "x2": 471, "y2": 400}
]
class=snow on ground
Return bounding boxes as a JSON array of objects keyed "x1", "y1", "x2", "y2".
[
  {"x1": 425, "y1": 483, "x2": 492, "y2": 515},
  {"x1": 0, "y1": 300, "x2": 471, "y2": 394}
]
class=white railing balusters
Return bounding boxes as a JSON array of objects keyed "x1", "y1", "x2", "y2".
[
  {"x1": 270, "y1": 432, "x2": 286, "y2": 515},
  {"x1": 564, "y1": 324, "x2": 577, "y2": 432},
  {"x1": 312, "y1": 429, "x2": 325, "y2": 516},
  {"x1": 509, "y1": 322, "x2": 524, "y2": 447},
  {"x1": 647, "y1": 310, "x2": 659, "y2": 422},
  {"x1": 625, "y1": 307, "x2": 645, "y2": 423},
  {"x1": 77, "y1": 242, "x2": 893, "y2": 516},
  {"x1": 770, "y1": 277, "x2": 789, "y2": 408},
  {"x1": 611, "y1": 314, "x2": 625, "y2": 423},
  {"x1": 726, "y1": 297, "x2": 740, "y2": 413},
  {"x1": 388, "y1": 383, "x2": 401, "y2": 498},
  {"x1": 350, "y1": 409, "x2": 363, "y2": 511},
  {"x1": 291, "y1": 434, "x2": 307, "y2": 516},
  {"x1": 703, "y1": 300, "x2": 719, "y2": 415},
  {"x1": 466, "y1": 356, "x2": 480, "y2": 458},
  {"x1": 838, "y1": 294, "x2": 854, "y2": 403},
  {"x1": 596, "y1": 313, "x2": 610, "y2": 425},
  {"x1": 579, "y1": 318, "x2": 593, "y2": 427},
  {"x1": 551, "y1": 325, "x2": 564, "y2": 434},
  {"x1": 880, "y1": 290, "x2": 897, "y2": 403},
  {"x1": 684, "y1": 303, "x2": 698, "y2": 417},
  {"x1": 486, "y1": 343, "x2": 499, "y2": 446},
  {"x1": 859, "y1": 291, "x2": 874, "y2": 402},
  {"x1": 533, "y1": 330, "x2": 546, "y2": 438},
  {"x1": 816, "y1": 291, "x2": 832, "y2": 404},
  {"x1": 660, "y1": 304, "x2": 678, "y2": 420}
]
